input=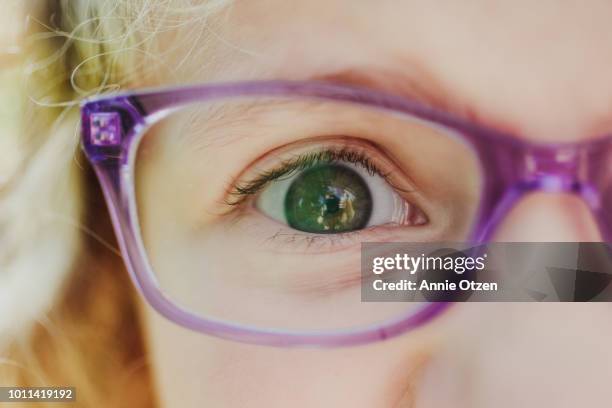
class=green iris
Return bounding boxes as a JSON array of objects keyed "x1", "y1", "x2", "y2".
[{"x1": 284, "y1": 164, "x2": 372, "y2": 233}]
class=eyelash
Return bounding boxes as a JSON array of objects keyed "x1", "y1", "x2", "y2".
[{"x1": 225, "y1": 147, "x2": 395, "y2": 207}]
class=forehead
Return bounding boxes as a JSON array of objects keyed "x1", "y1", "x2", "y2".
[{"x1": 159, "y1": 0, "x2": 612, "y2": 142}]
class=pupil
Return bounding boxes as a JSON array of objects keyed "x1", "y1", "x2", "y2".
[
  {"x1": 324, "y1": 192, "x2": 341, "y2": 214},
  {"x1": 284, "y1": 164, "x2": 372, "y2": 233}
]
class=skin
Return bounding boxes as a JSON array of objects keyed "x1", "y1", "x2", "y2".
[{"x1": 127, "y1": 1, "x2": 612, "y2": 407}]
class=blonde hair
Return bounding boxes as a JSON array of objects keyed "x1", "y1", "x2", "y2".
[{"x1": 0, "y1": 1, "x2": 227, "y2": 406}]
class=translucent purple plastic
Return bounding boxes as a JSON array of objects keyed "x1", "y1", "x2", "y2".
[{"x1": 81, "y1": 80, "x2": 612, "y2": 347}]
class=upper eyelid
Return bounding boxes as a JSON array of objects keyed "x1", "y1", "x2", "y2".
[{"x1": 170, "y1": 98, "x2": 340, "y2": 150}]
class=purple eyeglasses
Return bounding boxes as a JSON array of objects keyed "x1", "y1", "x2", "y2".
[{"x1": 80, "y1": 80, "x2": 612, "y2": 347}]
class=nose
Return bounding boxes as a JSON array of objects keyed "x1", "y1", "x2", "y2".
[
  {"x1": 412, "y1": 192, "x2": 610, "y2": 407},
  {"x1": 492, "y1": 192, "x2": 602, "y2": 241}
]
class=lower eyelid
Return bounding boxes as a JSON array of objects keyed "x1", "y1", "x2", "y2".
[{"x1": 225, "y1": 206, "x2": 435, "y2": 255}]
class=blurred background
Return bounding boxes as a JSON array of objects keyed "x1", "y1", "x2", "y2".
[{"x1": 0, "y1": 1, "x2": 23, "y2": 191}]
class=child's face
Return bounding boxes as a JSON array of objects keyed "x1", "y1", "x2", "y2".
[{"x1": 135, "y1": 1, "x2": 612, "y2": 406}]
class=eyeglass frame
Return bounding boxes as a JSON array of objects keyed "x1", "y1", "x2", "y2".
[{"x1": 80, "y1": 80, "x2": 612, "y2": 347}]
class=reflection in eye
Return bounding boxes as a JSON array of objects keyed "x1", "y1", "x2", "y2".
[{"x1": 229, "y1": 147, "x2": 428, "y2": 234}]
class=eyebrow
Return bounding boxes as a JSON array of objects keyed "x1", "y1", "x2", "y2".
[
  {"x1": 180, "y1": 66, "x2": 480, "y2": 149},
  {"x1": 311, "y1": 68, "x2": 450, "y2": 110},
  {"x1": 312, "y1": 67, "x2": 464, "y2": 119}
]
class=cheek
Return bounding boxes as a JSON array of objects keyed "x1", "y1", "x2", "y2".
[{"x1": 138, "y1": 299, "x2": 442, "y2": 408}]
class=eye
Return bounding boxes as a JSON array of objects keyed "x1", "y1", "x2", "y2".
[{"x1": 254, "y1": 157, "x2": 427, "y2": 234}]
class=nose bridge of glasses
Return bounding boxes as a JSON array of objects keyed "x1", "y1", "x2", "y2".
[{"x1": 520, "y1": 145, "x2": 596, "y2": 200}]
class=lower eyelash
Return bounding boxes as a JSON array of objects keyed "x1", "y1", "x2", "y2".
[
  {"x1": 260, "y1": 222, "x2": 405, "y2": 253},
  {"x1": 223, "y1": 198, "x2": 426, "y2": 254},
  {"x1": 266, "y1": 228, "x2": 363, "y2": 249}
]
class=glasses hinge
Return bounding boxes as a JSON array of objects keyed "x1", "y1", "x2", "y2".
[{"x1": 90, "y1": 112, "x2": 122, "y2": 146}]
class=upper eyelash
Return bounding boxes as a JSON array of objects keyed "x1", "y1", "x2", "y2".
[{"x1": 225, "y1": 148, "x2": 392, "y2": 206}]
